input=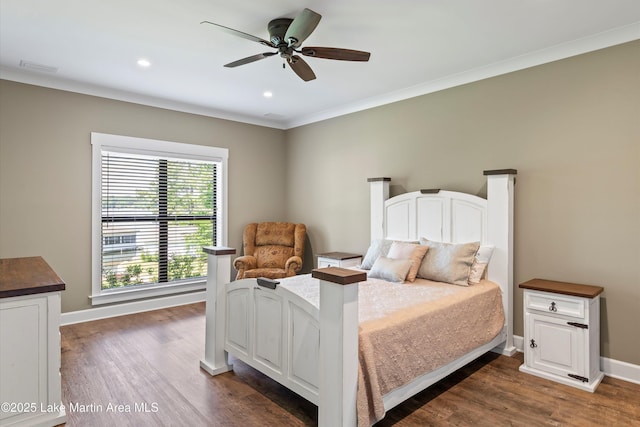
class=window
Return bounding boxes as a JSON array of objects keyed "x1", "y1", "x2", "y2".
[{"x1": 91, "y1": 133, "x2": 228, "y2": 305}]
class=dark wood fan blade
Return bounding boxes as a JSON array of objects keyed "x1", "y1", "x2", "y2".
[
  {"x1": 288, "y1": 55, "x2": 316, "y2": 81},
  {"x1": 201, "y1": 21, "x2": 274, "y2": 48},
  {"x1": 284, "y1": 8, "x2": 321, "y2": 48},
  {"x1": 224, "y1": 52, "x2": 277, "y2": 68},
  {"x1": 301, "y1": 47, "x2": 370, "y2": 61}
]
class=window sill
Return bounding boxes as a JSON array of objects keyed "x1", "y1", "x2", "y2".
[{"x1": 90, "y1": 280, "x2": 206, "y2": 306}]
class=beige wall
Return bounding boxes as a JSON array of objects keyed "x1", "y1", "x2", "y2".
[
  {"x1": 1, "y1": 41, "x2": 638, "y2": 366},
  {"x1": 285, "y1": 41, "x2": 640, "y2": 365},
  {"x1": 0, "y1": 81, "x2": 287, "y2": 312}
]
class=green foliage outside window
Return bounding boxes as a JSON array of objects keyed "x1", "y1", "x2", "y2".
[{"x1": 101, "y1": 159, "x2": 216, "y2": 289}]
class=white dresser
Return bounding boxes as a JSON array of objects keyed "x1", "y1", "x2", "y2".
[
  {"x1": 0, "y1": 257, "x2": 66, "y2": 427},
  {"x1": 519, "y1": 278, "x2": 604, "y2": 392}
]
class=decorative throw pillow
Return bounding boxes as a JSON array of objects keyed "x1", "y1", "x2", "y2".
[
  {"x1": 360, "y1": 239, "x2": 394, "y2": 270},
  {"x1": 468, "y1": 245, "x2": 495, "y2": 284},
  {"x1": 387, "y1": 241, "x2": 428, "y2": 282},
  {"x1": 368, "y1": 256, "x2": 413, "y2": 283},
  {"x1": 417, "y1": 238, "x2": 480, "y2": 286}
]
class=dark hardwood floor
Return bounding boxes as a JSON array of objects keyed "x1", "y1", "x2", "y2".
[{"x1": 60, "y1": 303, "x2": 639, "y2": 426}]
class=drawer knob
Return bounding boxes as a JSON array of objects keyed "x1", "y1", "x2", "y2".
[
  {"x1": 530, "y1": 339, "x2": 537, "y2": 348},
  {"x1": 549, "y1": 301, "x2": 557, "y2": 312}
]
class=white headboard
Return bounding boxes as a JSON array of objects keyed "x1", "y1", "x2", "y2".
[
  {"x1": 383, "y1": 190, "x2": 487, "y2": 244},
  {"x1": 368, "y1": 170, "x2": 517, "y2": 355}
]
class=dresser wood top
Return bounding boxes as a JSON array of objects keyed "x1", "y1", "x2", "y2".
[
  {"x1": 519, "y1": 278, "x2": 603, "y2": 298},
  {"x1": 0, "y1": 256, "x2": 66, "y2": 298}
]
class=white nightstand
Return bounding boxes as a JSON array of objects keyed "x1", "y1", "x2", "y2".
[
  {"x1": 317, "y1": 252, "x2": 362, "y2": 269},
  {"x1": 519, "y1": 278, "x2": 604, "y2": 392}
]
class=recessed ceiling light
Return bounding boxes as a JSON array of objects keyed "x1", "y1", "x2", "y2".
[
  {"x1": 263, "y1": 91, "x2": 273, "y2": 98},
  {"x1": 137, "y1": 58, "x2": 151, "y2": 67}
]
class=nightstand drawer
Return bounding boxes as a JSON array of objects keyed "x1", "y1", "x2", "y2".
[
  {"x1": 525, "y1": 291, "x2": 585, "y2": 319},
  {"x1": 317, "y1": 252, "x2": 362, "y2": 269},
  {"x1": 318, "y1": 258, "x2": 340, "y2": 268},
  {"x1": 317, "y1": 257, "x2": 361, "y2": 269}
]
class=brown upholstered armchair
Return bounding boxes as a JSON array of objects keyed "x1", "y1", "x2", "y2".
[{"x1": 233, "y1": 222, "x2": 306, "y2": 280}]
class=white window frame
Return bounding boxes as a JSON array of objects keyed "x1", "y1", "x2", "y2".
[{"x1": 91, "y1": 132, "x2": 228, "y2": 305}]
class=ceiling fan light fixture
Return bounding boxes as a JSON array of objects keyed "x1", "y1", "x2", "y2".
[{"x1": 201, "y1": 8, "x2": 370, "y2": 82}]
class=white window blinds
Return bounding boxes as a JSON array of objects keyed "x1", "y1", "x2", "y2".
[
  {"x1": 101, "y1": 152, "x2": 216, "y2": 289},
  {"x1": 91, "y1": 133, "x2": 228, "y2": 304}
]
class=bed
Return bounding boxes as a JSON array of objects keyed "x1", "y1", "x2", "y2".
[{"x1": 201, "y1": 169, "x2": 517, "y2": 426}]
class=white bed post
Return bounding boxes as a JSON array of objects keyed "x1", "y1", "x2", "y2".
[
  {"x1": 313, "y1": 268, "x2": 367, "y2": 427},
  {"x1": 368, "y1": 178, "x2": 390, "y2": 241},
  {"x1": 484, "y1": 169, "x2": 517, "y2": 356},
  {"x1": 200, "y1": 246, "x2": 236, "y2": 375}
]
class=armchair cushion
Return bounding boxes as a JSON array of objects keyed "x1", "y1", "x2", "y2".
[
  {"x1": 242, "y1": 268, "x2": 290, "y2": 280},
  {"x1": 255, "y1": 222, "x2": 297, "y2": 246},
  {"x1": 255, "y1": 245, "x2": 294, "y2": 269}
]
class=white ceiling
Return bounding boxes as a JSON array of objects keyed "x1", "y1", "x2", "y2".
[{"x1": 1, "y1": 0, "x2": 639, "y2": 129}]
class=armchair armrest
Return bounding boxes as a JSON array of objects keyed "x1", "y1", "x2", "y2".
[
  {"x1": 285, "y1": 256, "x2": 303, "y2": 275},
  {"x1": 234, "y1": 255, "x2": 257, "y2": 279}
]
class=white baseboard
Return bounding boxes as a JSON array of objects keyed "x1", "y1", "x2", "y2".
[
  {"x1": 601, "y1": 357, "x2": 640, "y2": 385},
  {"x1": 513, "y1": 334, "x2": 640, "y2": 386},
  {"x1": 60, "y1": 291, "x2": 206, "y2": 326},
  {"x1": 514, "y1": 334, "x2": 524, "y2": 352}
]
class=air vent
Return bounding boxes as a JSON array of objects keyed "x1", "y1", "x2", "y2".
[{"x1": 19, "y1": 60, "x2": 58, "y2": 73}]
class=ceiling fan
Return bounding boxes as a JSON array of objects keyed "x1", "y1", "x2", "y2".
[{"x1": 201, "y1": 8, "x2": 370, "y2": 82}]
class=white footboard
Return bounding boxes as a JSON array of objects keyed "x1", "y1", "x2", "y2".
[
  {"x1": 201, "y1": 250, "x2": 364, "y2": 427},
  {"x1": 224, "y1": 278, "x2": 322, "y2": 404}
]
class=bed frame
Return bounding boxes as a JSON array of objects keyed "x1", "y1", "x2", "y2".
[{"x1": 201, "y1": 169, "x2": 517, "y2": 427}]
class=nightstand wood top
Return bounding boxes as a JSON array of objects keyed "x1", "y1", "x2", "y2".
[
  {"x1": 317, "y1": 252, "x2": 361, "y2": 260},
  {"x1": 519, "y1": 278, "x2": 603, "y2": 298}
]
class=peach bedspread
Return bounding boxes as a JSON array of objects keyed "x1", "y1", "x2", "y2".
[{"x1": 356, "y1": 277, "x2": 505, "y2": 426}]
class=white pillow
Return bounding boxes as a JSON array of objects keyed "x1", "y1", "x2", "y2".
[
  {"x1": 387, "y1": 241, "x2": 428, "y2": 282},
  {"x1": 368, "y1": 256, "x2": 412, "y2": 283},
  {"x1": 468, "y1": 245, "x2": 494, "y2": 284},
  {"x1": 360, "y1": 239, "x2": 393, "y2": 269},
  {"x1": 418, "y1": 238, "x2": 480, "y2": 286}
]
